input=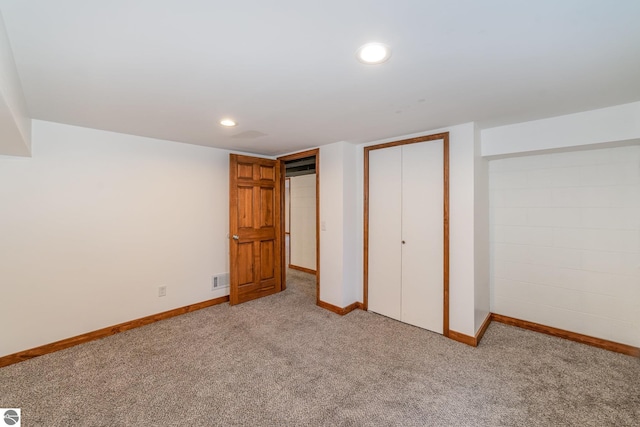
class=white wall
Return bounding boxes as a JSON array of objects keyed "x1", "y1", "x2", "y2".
[
  {"x1": 319, "y1": 142, "x2": 345, "y2": 307},
  {"x1": 448, "y1": 123, "x2": 478, "y2": 336},
  {"x1": 482, "y1": 101, "x2": 640, "y2": 157},
  {"x1": 318, "y1": 141, "x2": 359, "y2": 308},
  {"x1": 0, "y1": 11, "x2": 31, "y2": 157},
  {"x1": 0, "y1": 120, "x2": 231, "y2": 357},
  {"x1": 342, "y1": 141, "x2": 359, "y2": 306},
  {"x1": 289, "y1": 174, "x2": 316, "y2": 271},
  {"x1": 489, "y1": 145, "x2": 640, "y2": 347},
  {"x1": 474, "y1": 125, "x2": 491, "y2": 331}
]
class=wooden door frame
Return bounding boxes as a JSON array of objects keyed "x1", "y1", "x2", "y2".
[
  {"x1": 363, "y1": 132, "x2": 450, "y2": 337},
  {"x1": 277, "y1": 149, "x2": 320, "y2": 304},
  {"x1": 284, "y1": 177, "x2": 291, "y2": 267}
]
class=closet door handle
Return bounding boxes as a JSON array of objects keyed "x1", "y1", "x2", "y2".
[
  {"x1": 232, "y1": 235, "x2": 240, "y2": 240},
  {"x1": 402, "y1": 240, "x2": 406, "y2": 244}
]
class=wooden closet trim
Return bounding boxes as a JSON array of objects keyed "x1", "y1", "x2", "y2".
[
  {"x1": 277, "y1": 149, "x2": 320, "y2": 305},
  {"x1": 363, "y1": 132, "x2": 450, "y2": 337}
]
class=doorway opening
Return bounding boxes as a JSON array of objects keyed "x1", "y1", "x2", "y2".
[{"x1": 278, "y1": 149, "x2": 320, "y2": 305}]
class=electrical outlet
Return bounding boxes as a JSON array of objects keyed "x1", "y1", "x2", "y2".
[{"x1": 158, "y1": 286, "x2": 167, "y2": 297}]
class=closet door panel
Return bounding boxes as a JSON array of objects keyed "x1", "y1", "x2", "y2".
[
  {"x1": 368, "y1": 146, "x2": 402, "y2": 321},
  {"x1": 401, "y1": 140, "x2": 444, "y2": 333}
]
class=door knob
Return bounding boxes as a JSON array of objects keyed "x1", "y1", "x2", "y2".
[
  {"x1": 232, "y1": 235, "x2": 239, "y2": 240},
  {"x1": 402, "y1": 240, "x2": 406, "y2": 244}
]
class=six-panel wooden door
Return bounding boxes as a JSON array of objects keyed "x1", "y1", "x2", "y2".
[{"x1": 229, "y1": 154, "x2": 283, "y2": 305}]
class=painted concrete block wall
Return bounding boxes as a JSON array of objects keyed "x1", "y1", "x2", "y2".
[
  {"x1": 0, "y1": 11, "x2": 31, "y2": 156},
  {"x1": 489, "y1": 145, "x2": 640, "y2": 346},
  {"x1": 0, "y1": 120, "x2": 231, "y2": 357},
  {"x1": 289, "y1": 174, "x2": 316, "y2": 271}
]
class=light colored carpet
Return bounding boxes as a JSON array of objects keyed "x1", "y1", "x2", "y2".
[{"x1": 1, "y1": 269, "x2": 639, "y2": 426}]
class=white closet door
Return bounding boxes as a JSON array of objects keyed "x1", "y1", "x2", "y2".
[
  {"x1": 368, "y1": 146, "x2": 402, "y2": 321},
  {"x1": 401, "y1": 140, "x2": 444, "y2": 333}
]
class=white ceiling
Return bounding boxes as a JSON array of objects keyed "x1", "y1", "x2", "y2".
[{"x1": 1, "y1": 0, "x2": 639, "y2": 156}]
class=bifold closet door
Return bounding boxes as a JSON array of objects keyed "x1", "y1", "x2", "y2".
[
  {"x1": 368, "y1": 140, "x2": 444, "y2": 334},
  {"x1": 401, "y1": 141, "x2": 443, "y2": 333},
  {"x1": 368, "y1": 145, "x2": 402, "y2": 321}
]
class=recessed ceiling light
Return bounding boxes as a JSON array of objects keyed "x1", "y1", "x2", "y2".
[
  {"x1": 356, "y1": 42, "x2": 391, "y2": 64},
  {"x1": 220, "y1": 118, "x2": 237, "y2": 127}
]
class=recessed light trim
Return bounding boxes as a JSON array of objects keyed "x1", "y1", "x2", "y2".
[
  {"x1": 356, "y1": 42, "x2": 391, "y2": 64},
  {"x1": 220, "y1": 118, "x2": 237, "y2": 127}
]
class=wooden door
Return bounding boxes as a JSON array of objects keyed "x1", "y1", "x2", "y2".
[{"x1": 229, "y1": 154, "x2": 283, "y2": 305}]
